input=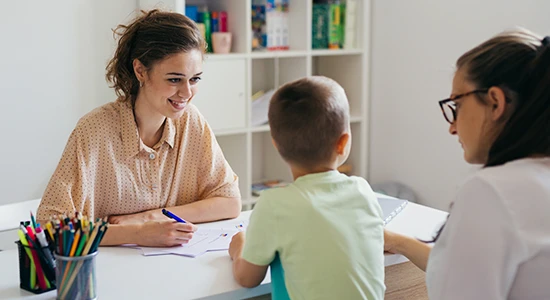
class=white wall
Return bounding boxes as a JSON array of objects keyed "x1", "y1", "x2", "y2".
[
  {"x1": 369, "y1": 0, "x2": 550, "y2": 210},
  {"x1": 0, "y1": 1, "x2": 137, "y2": 205}
]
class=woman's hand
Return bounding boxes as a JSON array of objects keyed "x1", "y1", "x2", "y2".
[
  {"x1": 136, "y1": 221, "x2": 198, "y2": 247},
  {"x1": 229, "y1": 232, "x2": 245, "y2": 260}
]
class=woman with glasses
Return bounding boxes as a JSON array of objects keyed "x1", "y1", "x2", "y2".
[{"x1": 384, "y1": 28, "x2": 550, "y2": 299}]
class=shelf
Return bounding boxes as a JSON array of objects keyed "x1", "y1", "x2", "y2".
[
  {"x1": 311, "y1": 49, "x2": 364, "y2": 56},
  {"x1": 251, "y1": 118, "x2": 360, "y2": 133},
  {"x1": 249, "y1": 49, "x2": 364, "y2": 59},
  {"x1": 213, "y1": 127, "x2": 248, "y2": 136},
  {"x1": 250, "y1": 50, "x2": 309, "y2": 59},
  {"x1": 350, "y1": 116, "x2": 363, "y2": 123},
  {"x1": 345, "y1": 123, "x2": 365, "y2": 177},
  {"x1": 137, "y1": 0, "x2": 370, "y2": 212},
  {"x1": 252, "y1": 131, "x2": 293, "y2": 184},
  {"x1": 205, "y1": 53, "x2": 248, "y2": 61},
  {"x1": 216, "y1": 134, "x2": 249, "y2": 197},
  {"x1": 313, "y1": 55, "x2": 364, "y2": 117},
  {"x1": 251, "y1": 125, "x2": 270, "y2": 133}
]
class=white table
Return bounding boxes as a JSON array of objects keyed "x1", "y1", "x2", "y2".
[{"x1": 0, "y1": 202, "x2": 448, "y2": 300}]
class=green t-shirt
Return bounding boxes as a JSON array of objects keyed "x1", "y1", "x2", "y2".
[{"x1": 242, "y1": 171, "x2": 385, "y2": 300}]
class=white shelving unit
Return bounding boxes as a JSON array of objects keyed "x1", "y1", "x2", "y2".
[{"x1": 139, "y1": 0, "x2": 371, "y2": 208}]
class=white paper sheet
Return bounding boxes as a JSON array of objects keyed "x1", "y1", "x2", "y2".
[{"x1": 140, "y1": 228, "x2": 239, "y2": 257}]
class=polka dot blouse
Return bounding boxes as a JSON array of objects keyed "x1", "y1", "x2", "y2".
[{"x1": 37, "y1": 100, "x2": 240, "y2": 220}]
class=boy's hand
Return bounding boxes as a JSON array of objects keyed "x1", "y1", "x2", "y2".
[
  {"x1": 229, "y1": 231, "x2": 245, "y2": 260},
  {"x1": 384, "y1": 229, "x2": 403, "y2": 254}
]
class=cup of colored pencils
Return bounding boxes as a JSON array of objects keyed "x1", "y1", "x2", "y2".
[{"x1": 47, "y1": 213, "x2": 108, "y2": 300}]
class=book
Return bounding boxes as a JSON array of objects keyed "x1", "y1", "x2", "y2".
[
  {"x1": 343, "y1": 0, "x2": 357, "y2": 49},
  {"x1": 312, "y1": 3, "x2": 329, "y2": 49},
  {"x1": 328, "y1": 1, "x2": 342, "y2": 49},
  {"x1": 251, "y1": 89, "x2": 275, "y2": 127},
  {"x1": 252, "y1": 0, "x2": 289, "y2": 51}
]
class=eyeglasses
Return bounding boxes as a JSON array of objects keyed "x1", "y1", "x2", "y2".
[{"x1": 438, "y1": 89, "x2": 488, "y2": 124}]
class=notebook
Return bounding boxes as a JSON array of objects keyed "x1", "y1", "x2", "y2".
[{"x1": 377, "y1": 195, "x2": 408, "y2": 226}]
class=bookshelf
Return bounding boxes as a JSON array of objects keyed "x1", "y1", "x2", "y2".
[{"x1": 138, "y1": 0, "x2": 371, "y2": 208}]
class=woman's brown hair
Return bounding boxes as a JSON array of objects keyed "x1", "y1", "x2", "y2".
[
  {"x1": 457, "y1": 28, "x2": 550, "y2": 167},
  {"x1": 105, "y1": 9, "x2": 206, "y2": 105}
]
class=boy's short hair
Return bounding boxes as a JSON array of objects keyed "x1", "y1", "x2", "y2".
[{"x1": 268, "y1": 76, "x2": 350, "y2": 168}]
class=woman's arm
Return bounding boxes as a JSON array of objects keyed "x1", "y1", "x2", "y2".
[
  {"x1": 163, "y1": 196, "x2": 241, "y2": 222},
  {"x1": 108, "y1": 196, "x2": 241, "y2": 225},
  {"x1": 384, "y1": 229, "x2": 432, "y2": 271}
]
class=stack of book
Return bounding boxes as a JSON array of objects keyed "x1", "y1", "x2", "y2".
[
  {"x1": 312, "y1": 0, "x2": 357, "y2": 49},
  {"x1": 185, "y1": 6, "x2": 229, "y2": 53},
  {"x1": 252, "y1": 0, "x2": 290, "y2": 51}
]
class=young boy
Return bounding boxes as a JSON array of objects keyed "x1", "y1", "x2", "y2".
[{"x1": 228, "y1": 76, "x2": 385, "y2": 299}]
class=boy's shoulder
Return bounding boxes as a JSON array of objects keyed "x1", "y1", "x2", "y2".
[{"x1": 259, "y1": 183, "x2": 298, "y2": 201}]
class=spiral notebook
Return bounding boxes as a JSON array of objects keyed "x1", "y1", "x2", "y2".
[{"x1": 377, "y1": 195, "x2": 408, "y2": 226}]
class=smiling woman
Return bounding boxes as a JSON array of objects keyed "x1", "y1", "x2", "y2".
[{"x1": 36, "y1": 10, "x2": 242, "y2": 247}]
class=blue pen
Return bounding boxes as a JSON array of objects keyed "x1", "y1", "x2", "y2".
[{"x1": 162, "y1": 209, "x2": 187, "y2": 223}]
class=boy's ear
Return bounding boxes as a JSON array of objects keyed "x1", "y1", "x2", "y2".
[
  {"x1": 271, "y1": 138, "x2": 279, "y2": 151},
  {"x1": 335, "y1": 133, "x2": 350, "y2": 155}
]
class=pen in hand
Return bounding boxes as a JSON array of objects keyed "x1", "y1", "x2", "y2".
[{"x1": 161, "y1": 209, "x2": 187, "y2": 223}]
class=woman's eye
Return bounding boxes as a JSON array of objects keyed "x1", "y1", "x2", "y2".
[
  {"x1": 168, "y1": 78, "x2": 181, "y2": 83},
  {"x1": 454, "y1": 103, "x2": 461, "y2": 112},
  {"x1": 190, "y1": 77, "x2": 202, "y2": 84}
]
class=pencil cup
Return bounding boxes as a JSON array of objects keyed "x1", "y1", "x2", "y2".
[
  {"x1": 55, "y1": 251, "x2": 98, "y2": 300},
  {"x1": 15, "y1": 241, "x2": 56, "y2": 294},
  {"x1": 212, "y1": 32, "x2": 232, "y2": 54}
]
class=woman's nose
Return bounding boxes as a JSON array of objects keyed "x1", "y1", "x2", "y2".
[
  {"x1": 449, "y1": 122, "x2": 457, "y2": 135},
  {"x1": 178, "y1": 83, "x2": 192, "y2": 100}
]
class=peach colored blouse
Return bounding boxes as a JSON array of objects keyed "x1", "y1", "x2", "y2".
[{"x1": 37, "y1": 101, "x2": 240, "y2": 220}]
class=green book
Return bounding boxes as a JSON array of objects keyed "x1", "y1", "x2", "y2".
[
  {"x1": 328, "y1": 2, "x2": 342, "y2": 49},
  {"x1": 201, "y1": 12, "x2": 212, "y2": 53},
  {"x1": 340, "y1": 3, "x2": 346, "y2": 48},
  {"x1": 312, "y1": 4, "x2": 329, "y2": 49}
]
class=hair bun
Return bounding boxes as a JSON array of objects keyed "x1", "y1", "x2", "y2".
[{"x1": 542, "y1": 36, "x2": 550, "y2": 46}]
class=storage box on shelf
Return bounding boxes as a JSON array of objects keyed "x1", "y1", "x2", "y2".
[{"x1": 138, "y1": 0, "x2": 370, "y2": 209}]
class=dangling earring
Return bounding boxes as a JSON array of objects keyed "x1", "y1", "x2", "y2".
[{"x1": 139, "y1": 81, "x2": 144, "y2": 88}]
